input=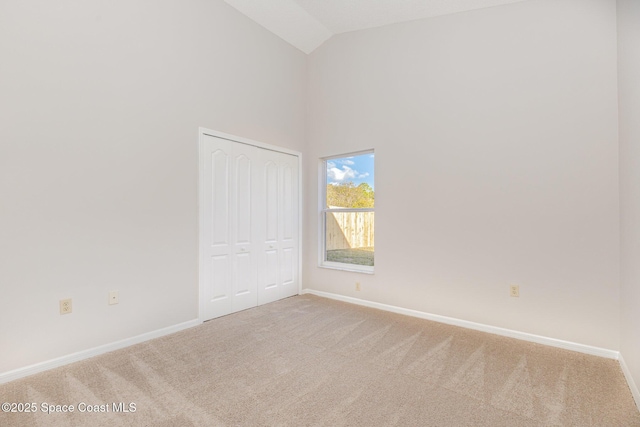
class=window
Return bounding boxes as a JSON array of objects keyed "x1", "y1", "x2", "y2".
[{"x1": 320, "y1": 151, "x2": 374, "y2": 273}]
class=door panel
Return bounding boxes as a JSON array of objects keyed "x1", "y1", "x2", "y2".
[
  {"x1": 235, "y1": 253, "x2": 251, "y2": 295},
  {"x1": 229, "y1": 144, "x2": 258, "y2": 313},
  {"x1": 233, "y1": 251, "x2": 255, "y2": 311},
  {"x1": 211, "y1": 150, "x2": 229, "y2": 246},
  {"x1": 279, "y1": 154, "x2": 299, "y2": 299},
  {"x1": 210, "y1": 255, "x2": 229, "y2": 301},
  {"x1": 235, "y1": 155, "x2": 251, "y2": 245},
  {"x1": 283, "y1": 165, "x2": 293, "y2": 241},
  {"x1": 282, "y1": 248, "x2": 294, "y2": 284},
  {"x1": 265, "y1": 250, "x2": 278, "y2": 289},
  {"x1": 258, "y1": 149, "x2": 299, "y2": 304},
  {"x1": 202, "y1": 135, "x2": 259, "y2": 320},
  {"x1": 203, "y1": 139, "x2": 233, "y2": 319},
  {"x1": 265, "y1": 161, "x2": 278, "y2": 243}
]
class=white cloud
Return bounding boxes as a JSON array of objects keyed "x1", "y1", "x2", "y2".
[
  {"x1": 327, "y1": 165, "x2": 357, "y2": 182},
  {"x1": 342, "y1": 159, "x2": 355, "y2": 165},
  {"x1": 358, "y1": 172, "x2": 369, "y2": 179}
]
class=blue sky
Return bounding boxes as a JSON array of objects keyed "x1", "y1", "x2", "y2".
[{"x1": 326, "y1": 153, "x2": 374, "y2": 189}]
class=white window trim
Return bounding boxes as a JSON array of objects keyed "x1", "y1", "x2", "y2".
[{"x1": 318, "y1": 150, "x2": 374, "y2": 274}]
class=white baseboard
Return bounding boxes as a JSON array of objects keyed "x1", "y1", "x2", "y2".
[
  {"x1": 0, "y1": 319, "x2": 201, "y2": 385},
  {"x1": 301, "y1": 289, "x2": 620, "y2": 360},
  {"x1": 619, "y1": 354, "x2": 640, "y2": 411}
]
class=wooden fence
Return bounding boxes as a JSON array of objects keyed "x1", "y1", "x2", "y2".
[{"x1": 326, "y1": 211, "x2": 374, "y2": 250}]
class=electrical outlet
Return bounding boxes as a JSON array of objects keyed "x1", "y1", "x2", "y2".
[
  {"x1": 510, "y1": 285, "x2": 520, "y2": 297},
  {"x1": 109, "y1": 291, "x2": 119, "y2": 305},
  {"x1": 60, "y1": 298, "x2": 72, "y2": 314},
  {"x1": 355, "y1": 282, "x2": 361, "y2": 291}
]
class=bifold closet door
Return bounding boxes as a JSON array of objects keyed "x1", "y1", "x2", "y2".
[
  {"x1": 201, "y1": 134, "x2": 299, "y2": 321},
  {"x1": 201, "y1": 135, "x2": 260, "y2": 320},
  {"x1": 258, "y1": 149, "x2": 299, "y2": 306}
]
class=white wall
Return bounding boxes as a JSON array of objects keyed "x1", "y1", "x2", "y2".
[
  {"x1": 0, "y1": 0, "x2": 306, "y2": 375},
  {"x1": 618, "y1": 0, "x2": 640, "y2": 400},
  {"x1": 305, "y1": 0, "x2": 621, "y2": 350}
]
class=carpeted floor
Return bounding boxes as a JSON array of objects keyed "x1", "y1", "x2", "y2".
[{"x1": 1, "y1": 294, "x2": 639, "y2": 426}]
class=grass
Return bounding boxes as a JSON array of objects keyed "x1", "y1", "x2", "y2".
[{"x1": 326, "y1": 247, "x2": 374, "y2": 266}]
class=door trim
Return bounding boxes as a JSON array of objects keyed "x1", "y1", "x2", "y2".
[{"x1": 198, "y1": 127, "x2": 302, "y2": 323}]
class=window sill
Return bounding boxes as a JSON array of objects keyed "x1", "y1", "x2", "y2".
[{"x1": 318, "y1": 263, "x2": 374, "y2": 274}]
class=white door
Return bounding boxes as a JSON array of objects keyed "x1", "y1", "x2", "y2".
[
  {"x1": 201, "y1": 135, "x2": 260, "y2": 320},
  {"x1": 258, "y1": 149, "x2": 299, "y2": 305},
  {"x1": 278, "y1": 151, "x2": 299, "y2": 300},
  {"x1": 200, "y1": 131, "x2": 299, "y2": 321}
]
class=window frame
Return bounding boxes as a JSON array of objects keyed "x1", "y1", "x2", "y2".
[{"x1": 318, "y1": 150, "x2": 375, "y2": 274}]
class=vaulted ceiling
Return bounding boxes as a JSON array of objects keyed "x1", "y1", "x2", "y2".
[{"x1": 224, "y1": 0, "x2": 530, "y2": 53}]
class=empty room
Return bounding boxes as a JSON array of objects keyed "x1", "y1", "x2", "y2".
[{"x1": 1, "y1": 0, "x2": 639, "y2": 425}]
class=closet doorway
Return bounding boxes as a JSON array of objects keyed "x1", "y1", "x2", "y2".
[{"x1": 198, "y1": 128, "x2": 300, "y2": 321}]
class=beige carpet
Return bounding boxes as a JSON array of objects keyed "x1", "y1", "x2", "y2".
[{"x1": 1, "y1": 294, "x2": 639, "y2": 426}]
